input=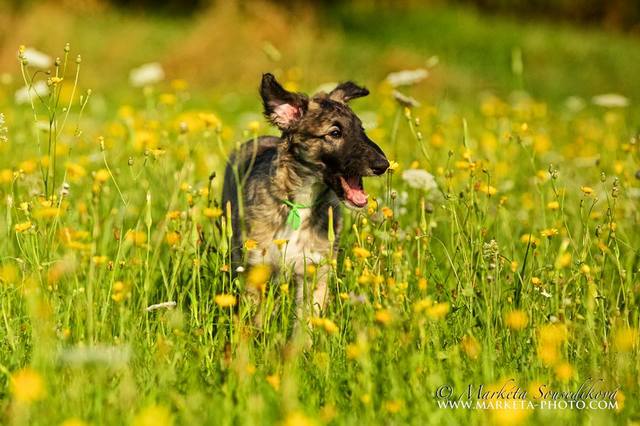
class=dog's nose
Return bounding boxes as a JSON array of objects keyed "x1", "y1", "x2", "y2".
[{"x1": 371, "y1": 157, "x2": 390, "y2": 175}]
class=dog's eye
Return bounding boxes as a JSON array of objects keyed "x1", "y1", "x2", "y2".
[{"x1": 328, "y1": 128, "x2": 342, "y2": 139}]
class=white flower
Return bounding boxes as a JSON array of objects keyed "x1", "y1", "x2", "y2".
[
  {"x1": 401, "y1": 169, "x2": 437, "y2": 191},
  {"x1": 386, "y1": 68, "x2": 429, "y2": 87},
  {"x1": 21, "y1": 47, "x2": 52, "y2": 69},
  {"x1": 14, "y1": 80, "x2": 50, "y2": 105},
  {"x1": 392, "y1": 90, "x2": 421, "y2": 108},
  {"x1": 145, "y1": 301, "x2": 177, "y2": 312},
  {"x1": 592, "y1": 93, "x2": 629, "y2": 108},
  {"x1": 129, "y1": 62, "x2": 165, "y2": 87}
]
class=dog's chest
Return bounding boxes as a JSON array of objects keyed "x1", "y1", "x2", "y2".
[{"x1": 272, "y1": 208, "x2": 326, "y2": 268}]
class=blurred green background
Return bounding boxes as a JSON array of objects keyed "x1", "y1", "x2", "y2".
[{"x1": 0, "y1": 0, "x2": 638, "y2": 118}]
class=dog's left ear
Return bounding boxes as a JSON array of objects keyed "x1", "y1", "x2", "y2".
[
  {"x1": 260, "y1": 73, "x2": 308, "y2": 130},
  {"x1": 329, "y1": 81, "x2": 369, "y2": 103}
]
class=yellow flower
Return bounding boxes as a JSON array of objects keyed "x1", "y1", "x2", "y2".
[
  {"x1": 311, "y1": 317, "x2": 339, "y2": 334},
  {"x1": 616, "y1": 391, "x2": 625, "y2": 413},
  {"x1": 477, "y1": 184, "x2": 497, "y2": 195},
  {"x1": 426, "y1": 302, "x2": 450, "y2": 320},
  {"x1": 65, "y1": 162, "x2": 86, "y2": 181},
  {"x1": 555, "y1": 252, "x2": 572, "y2": 269},
  {"x1": 387, "y1": 160, "x2": 399, "y2": 172},
  {"x1": 547, "y1": 201, "x2": 560, "y2": 210},
  {"x1": 33, "y1": 206, "x2": 61, "y2": 220},
  {"x1": 413, "y1": 297, "x2": 433, "y2": 313},
  {"x1": 111, "y1": 281, "x2": 129, "y2": 303},
  {"x1": 244, "y1": 239, "x2": 258, "y2": 250},
  {"x1": 531, "y1": 277, "x2": 542, "y2": 286},
  {"x1": 92, "y1": 255, "x2": 109, "y2": 265},
  {"x1": 247, "y1": 264, "x2": 271, "y2": 293},
  {"x1": 418, "y1": 278, "x2": 428, "y2": 290},
  {"x1": 165, "y1": 231, "x2": 180, "y2": 246},
  {"x1": 126, "y1": 230, "x2": 147, "y2": 246},
  {"x1": 203, "y1": 207, "x2": 223, "y2": 218},
  {"x1": 171, "y1": 79, "x2": 188, "y2": 91},
  {"x1": 520, "y1": 233, "x2": 539, "y2": 246},
  {"x1": 272, "y1": 239, "x2": 288, "y2": 249},
  {"x1": 133, "y1": 404, "x2": 173, "y2": 426},
  {"x1": 15, "y1": 221, "x2": 32, "y2": 233},
  {"x1": 94, "y1": 168, "x2": 110, "y2": 183},
  {"x1": 10, "y1": 368, "x2": 46, "y2": 403},
  {"x1": 60, "y1": 418, "x2": 88, "y2": 426},
  {"x1": 383, "y1": 400, "x2": 403, "y2": 413},
  {"x1": 555, "y1": 362, "x2": 574, "y2": 382},
  {"x1": 266, "y1": 374, "x2": 280, "y2": 391},
  {"x1": 614, "y1": 327, "x2": 638, "y2": 352},
  {"x1": 0, "y1": 263, "x2": 19, "y2": 286},
  {"x1": 248, "y1": 121, "x2": 261, "y2": 132},
  {"x1": 580, "y1": 186, "x2": 593, "y2": 195},
  {"x1": 461, "y1": 335, "x2": 481, "y2": 360},
  {"x1": 381, "y1": 206, "x2": 393, "y2": 219},
  {"x1": 346, "y1": 343, "x2": 362, "y2": 360},
  {"x1": 159, "y1": 93, "x2": 177, "y2": 105},
  {"x1": 540, "y1": 228, "x2": 559, "y2": 238},
  {"x1": 214, "y1": 294, "x2": 237, "y2": 308},
  {"x1": 198, "y1": 113, "x2": 220, "y2": 128},
  {"x1": 505, "y1": 310, "x2": 528, "y2": 330},
  {"x1": 353, "y1": 247, "x2": 371, "y2": 259},
  {"x1": 538, "y1": 324, "x2": 568, "y2": 346},
  {"x1": 375, "y1": 309, "x2": 393, "y2": 325},
  {"x1": 166, "y1": 210, "x2": 182, "y2": 220},
  {"x1": 283, "y1": 411, "x2": 316, "y2": 426}
]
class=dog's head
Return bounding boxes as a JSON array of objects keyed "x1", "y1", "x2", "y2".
[{"x1": 260, "y1": 73, "x2": 389, "y2": 209}]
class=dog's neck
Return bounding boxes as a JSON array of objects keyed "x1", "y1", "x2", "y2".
[{"x1": 274, "y1": 144, "x2": 326, "y2": 207}]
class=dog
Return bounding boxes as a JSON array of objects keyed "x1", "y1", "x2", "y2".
[{"x1": 222, "y1": 73, "x2": 389, "y2": 327}]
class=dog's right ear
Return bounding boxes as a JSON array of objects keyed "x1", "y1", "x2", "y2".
[{"x1": 260, "y1": 73, "x2": 308, "y2": 130}]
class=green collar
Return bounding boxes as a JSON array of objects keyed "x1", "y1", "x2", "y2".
[{"x1": 281, "y1": 198, "x2": 310, "y2": 230}]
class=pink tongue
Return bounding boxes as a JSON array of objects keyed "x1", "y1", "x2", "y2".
[{"x1": 340, "y1": 177, "x2": 368, "y2": 207}]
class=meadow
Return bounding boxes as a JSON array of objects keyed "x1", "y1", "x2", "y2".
[{"x1": 0, "y1": 2, "x2": 639, "y2": 425}]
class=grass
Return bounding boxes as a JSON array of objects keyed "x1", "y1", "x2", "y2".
[{"x1": 0, "y1": 3, "x2": 639, "y2": 425}]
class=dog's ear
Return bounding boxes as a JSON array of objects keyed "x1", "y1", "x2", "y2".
[
  {"x1": 260, "y1": 73, "x2": 308, "y2": 130},
  {"x1": 329, "y1": 81, "x2": 369, "y2": 103}
]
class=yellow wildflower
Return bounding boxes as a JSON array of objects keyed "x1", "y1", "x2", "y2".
[
  {"x1": 165, "y1": 231, "x2": 180, "y2": 246},
  {"x1": 214, "y1": 294, "x2": 237, "y2": 308},
  {"x1": 461, "y1": 335, "x2": 481, "y2": 360},
  {"x1": 375, "y1": 309, "x2": 393, "y2": 325},
  {"x1": 547, "y1": 201, "x2": 560, "y2": 210},
  {"x1": 353, "y1": 247, "x2": 371, "y2": 259},
  {"x1": 505, "y1": 310, "x2": 528, "y2": 330},
  {"x1": 614, "y1": 327, "x2": 638, "y2": 352},
  {"x1": 266, "y1": 374, "x2": 280, "y2": 391},
  {"x1": 247, "y1": 264, "x2": 271, "y2": 293},
  {"x1": 244, "y1": 239, "x2": 258, "y2": 250},
  {"x1": 10, "y1": 368, "x2": 46, "y2": 403},
  {"x1": 203, "y1": 207, "x2": 222, "y2": 218},
  {"x1": 15, "y1": 221, "x2": 32, "y2": 233},
  {"x1": 426, "y1": 302, "x2": 450, "y2": 320},
  {"x1": 133, "y1": 404, "x2": 173, "y2": 426}
]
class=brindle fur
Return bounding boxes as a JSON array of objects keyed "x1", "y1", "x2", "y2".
[{"x1": 222, "y1": 73, "x2": 389, "y2": 328}]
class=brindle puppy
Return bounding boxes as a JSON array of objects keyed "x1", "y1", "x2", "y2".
[{"x1": 222, "y1": 73, "x2": 389, "y2": 327}]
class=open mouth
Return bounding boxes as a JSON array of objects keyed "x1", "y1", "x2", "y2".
[{"x1": 339, "y1": 176, "x2": 368, "y2": 208}]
